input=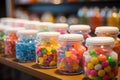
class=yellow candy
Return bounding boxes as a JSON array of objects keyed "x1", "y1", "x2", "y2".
[
  {"x1": 46, "y1": 47, "x2": 52, "y2": 52},
  {"x1": 104, "y1": 66, "x2": 111, "y2": 72},
  {"x1": 59, "y1": 62, "x2": 65, "y2": 68},
  {"x1": 98, "y1": 70, "x2": 105, "y2": 77},
  {"x1": 90, "y1": 57, "x2": 99, "y2": 65},
  {"x1": 88, "y1": 75, "x2": 94, "y2": 79},
  {"x1": 65, "y1": 51, "x2": 72, "y2": 57},
  {"x1": 39, "y1": 57, "x2": 44, "y2": 65},
  {"x1": 47, "y1": 52, "x2": 52, "y2": 55},
  {"x1": 72, "y1": 64, "x2": 79, "y2": 70},
  {"x1": 49, "y1": 60, "x2": 56, "y2": 66},
  {"x1": 87, "y1": 63, "x2": 94, "y2": 69}
]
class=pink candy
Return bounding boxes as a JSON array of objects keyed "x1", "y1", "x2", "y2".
[
  {"x1": 90, "y1": 70, "x2": 97, "y2": 76},
  {"x1": 102, "y1": 61, "x2": 109, "y2": 67},
  {"x1": 102, "y1": 75, "x2": 109, "y2": 80}
]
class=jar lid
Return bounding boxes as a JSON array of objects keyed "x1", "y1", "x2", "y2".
[
  {"x1": 1, "y1": 18, "x2": 14, "y2": 24},
  {"x1": 86, "y1": 37, "x2": 114, "y2": 46},
  {"x1": 48, "y1": 23, "x2": 69, "y2": 30},
  {"x1": 69, "y1": 25, "x2": 90, "y2": 31},
  {"x1": 17, "y1": 30, "x2": 37, "y2": 35},
  {"x1": 5, "y1": 27, "x2": 24, "y2": 34},
  {"x1": 95, "y1": 26, "x2": 119, "y2": 34},
  {"x1": 37, "y1": 32, "x2": 60, "y2": 38},
  {"x1": 59, "y1": 34, "x2": 83, "y2": 41},
  {"x1": 0, "y1": 24, "x2": 5, "y2": 31}
]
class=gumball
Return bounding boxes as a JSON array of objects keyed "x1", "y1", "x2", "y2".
[
  {"x1": 104, "y1": 66, "x2": 111, "y2": 72},
  {"x1": 59, "y1": 62, "x2": 65, "y2": 68},
  {"x1": 85, "y1": 55, "x2": 92, "y2": 62},
  {"x1": 90, "y1": 70, "x2": 97, "y2": 76},
  {"x1": 89, "y1": 50, "x2": 97, "y2": 57},
  {"x1": 98, "y1": 54, "x2": 106, "y2": 62},
  {"x1": 94, "y1": 76, "x2": 101, "y2": 80},
  {"x1": 85, "y1": 67, "x2": 91, "y2": 74},
  {"x1": 87, "y1": 63, "x2": 94, "y2": 69},
  {"x1": 94, "y1": 64, "x2": 102, "y2": 70},
  {"x1": 90, "y1": 57, "x2": 99, "y2": 65},
  {"x1": 98, "y1": 70, "x2": 105, "y2": 77},
  {"x1": 102, "y1": 61, "x2": 109, "y2": 67},
  {"x1": 102, "y1": 75, "x2": 109, "y2": 80},
  {"x1": 88, "y1": 75, "x2": 94, "y2": 79}
]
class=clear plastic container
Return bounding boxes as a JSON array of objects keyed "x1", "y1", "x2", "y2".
[
  {"x1": 84, "y1": 37, "x2": 118, "y2": 80},
  {"x1": 36, "y1": 32, "x2": 60, "y2": 68},
  {"x1": 69, "y1": 25, "x2": 91, "y2": 40},
  {"x1": 4, "y1": 28, "x2": 21, "y2": 57},
  {"x1": 16, "y1": 30, "x2": 37, "y2": 62},
  {"x1": 0, "y1": 24, "x2": 5, "y2": 56},
  {"x1": 58, "y1": 34, "x2": 86, "y2": 74},
  {"x1": 48, "y1": 23, "x2": 68, "y2": 34},
  {"x1": 95, "y1": 26, "x2": 120, "y2": 65}
]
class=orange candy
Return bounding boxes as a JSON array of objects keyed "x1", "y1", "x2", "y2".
[{"x1": 98, "y1": 54, "x2": 107, "y2": 62}]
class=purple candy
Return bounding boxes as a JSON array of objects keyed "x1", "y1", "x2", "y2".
[
  {"x1": 43, "y1": 60, "x2": 50, "y2": 67},
  {"x1": 48, "y1": 55, "x2": 53, "y2": 61}
]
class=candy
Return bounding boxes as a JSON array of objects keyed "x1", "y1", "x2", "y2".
[
  {"x1": 94, "y1": 76, "x2": 101, "y2": 80},
  {"x1": 89, "y1": 50, "x2": 97, "y2": 57},
  {"x1": 107, "y1": 56, "x2": 117, "y2": 67},
  {"x1": 49, "y1": 60, "x2": 56, "y2": 66},
  {"x1": 72, "y1": 64, "x2": 79, "y2": 70},
  {"x1": 39, "y1": 57, "x2": 44, "y2": 65},
  {"x1": 85, "y1": 55, "x2": 91, "y2": 62},
  {"x1": 104, "y1": 66, "x2": 111, "y2": 72},
  {"x1": 98, "y1": 54, "x2": 106, "y2": 62},
  {"x1": 102, "y1": 75, "x2": 109, "y2": 80},
  {"x1": 65, "y1": 51, "x2": 72, "y2": 57},
  {"x1": 94, "y1": 64, "x2": 102, "y2": 70},
  {"x1": 102, "y1": 61, "x2": 109, "y2": 67},
  {"x1": 59, "y1": 62, "x2": 65, "y2": 68},
  {"x1": 87, "y1": 63, "x2": 94, "y2": 69},
  {"x1": 90, "y1": 57, "x2": 99, "y2": 65},
  {"x1": 88, "y1": 75, "x2": 94, "y2": 79},
  {"x1": 90, "y1": 70, "x2": 97, "y2": 76},
  {"x1": 98, "y1": 70, "x2": 105, "y2": 77}
]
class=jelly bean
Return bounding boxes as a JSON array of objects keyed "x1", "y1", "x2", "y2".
[
  {"x1": 89, "y1": 50, "x2": 97, "y2": 57},
  {"x1": 98, "y1": 54, "x2": 107, "y2": 62},
  {"x1": 72, "y1": 64, "x2": 79, "y2": 70},
  {"x1": 85, "y1": 67, "x2": 91, "y2": 74},
  {"x1": 94, "y1": 76, "x2": 101, "y2": 80},
  {"x1": 41, "y1": 48, "x2": 47, "y2": 54},
  {"x1": 65, "y1": 51, "x2": 72, "y2": 57},
  {"x1": 49, "y1": 60, "x2": 56, "y2": 66},
  {"x1": 39, "y1": 57, "x2": 44, "y2": 65},
  {"x1": 87, "y1": 63, "x2": 94, "y2": 69},
  {"x1": 94, "y1": 64, "x2": 102, "y2": 70},
  {"x1": 98, "y1": 70, "x2": 105, "y2": 77},
  {"x1": 104, "y1": 66, "x2": 111, "y2": 73},
  {"x1": 60, "y1": 53, "x2": 65, "y2": 58},
  {"x1": 90, "y1": 70, "x2": 97, "y2": 76},
  {"x1": 59, "y1": 62, "x2": 65, "y2": 68},
  {"x1": 88, "y1": 75, "x2": 94, "y2": 79},
  {"x1": 43, "y1": 60, "x2": 50, "y2": 67},
  {"x1": 102, "y1": 75, "x2": 109, "y2": 80},
  {"x1": 102, "y1": 61, "x2": 109, "y2": 67},
  {"x1": 90, "y1": 57, "x2": 99, "y2": 65}
]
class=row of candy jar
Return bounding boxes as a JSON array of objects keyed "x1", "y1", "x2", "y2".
[
  {"x1": 4, "y1": 28, "x2": 22, "y2": 57},
  {"x1": 0, "y1": 24, "x2": 5, "y2": 56},
  {"x1": 95, "y1": 27, "x2": 120, "y2": 65},
  {"x1": 16, "y1": 30, "x2": 37, "y2": 62},
  {"x1": 58, "y1": 34, "x2": 86, "y2": 74},
  {"x1": 48, "y1": 23, "x2": 69, "y2": 34},
  {"x1": 36, "y1": 32, "x2": 60, "y2": 68},
  {"x1": 84, "y1": 37, "x2": 118, "y2": 80}
]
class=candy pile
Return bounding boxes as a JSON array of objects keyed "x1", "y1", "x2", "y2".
[
  {"x1": 0, "y1": 31, "x2": 5, "y2": 55},
  {"x1": 5, "y1": 33, "x2": 18, "y2": 57},
  {"x1": 84, "y1": 48, "x2": 118, "y2": 80},
  {"x1": 36, "y1": 32, "x2": 60, "y2": 68},
  {"x1": 16, "y1": 38, "x2": 36, "y2": 62}
]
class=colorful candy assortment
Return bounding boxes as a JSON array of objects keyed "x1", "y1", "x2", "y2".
[
  {"x1": 16, "y1": 30, "x2": 37, "y2": 62},
  {"x1": 84, "y1": 37, "x2": 118, "y2": 80},
  {"x1": 58, "y1": 34, "x2": 85, "y2": 74},
  {"x1": 4, "y1": 28, "x2": 19, "y2": 57},
  {"x1": 95, "y1": 27, "x2": 120, "y2": 65},
  {"x1": 36, "y1": 32, "x2": 60, "y2": 68},
  {"x1": 48, "y1": 23, "x2": 68, "y2": 34}
]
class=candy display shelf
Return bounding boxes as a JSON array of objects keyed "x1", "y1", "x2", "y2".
[{"x1": 0, "y1": 56, "x2": 119, "y2": 80}]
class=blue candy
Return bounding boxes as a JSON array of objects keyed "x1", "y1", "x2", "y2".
[{"x1": 16, "y1": 38, "x2": 36, "y2": 62}]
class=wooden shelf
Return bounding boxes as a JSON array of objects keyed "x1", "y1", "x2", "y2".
[{"x1": 0, "y1": 56, "x2": 119, "y2": 80}]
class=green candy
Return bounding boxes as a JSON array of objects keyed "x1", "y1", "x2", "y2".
[
  {"x1": 41, "y1": 48, "x2": 47, "y2": 54},
  {"x1": 108, "y1": 56, "x2": 116, "y2": 67},
  {"x1": 51, "y1": 48, "x2": 57, "y2": 53},
  {"x1": 46, "y1": 41, "x2": 51, "y2": 44},
  {"x1": 94, "y1": 76, "x2": 101, "y2": 80},
  {"x1": 89, "y1": 50, "x2": 97, "y2": 57}
]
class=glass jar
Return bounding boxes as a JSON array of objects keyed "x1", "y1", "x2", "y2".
[
  {"x1": 48, "y1": 23, "x2": 68, "y2": 34},
  {"x1": 4, "y1": 28, "x2": 20, "y2": 57},
  {"x1": 69, "y1": 25, "x2": 91, "y2": 40},
  {"x1": 95, "y1": 27, "x2": 120, "y2": 65},
  {"x1": 16, "y1": 30, "x2": 37, "y2": 62},
  {"x1": 36, "y1": 32, "x2": 60, "y2": 68},
  {"x1": 84, "y1": 37, "x2": 118, "y2": 80},
  {"x1": 0, "y1": 24, "x2": 5, "y2": 56},
  {"x1": 58, "y1": 34, "x2": 86, "y2": 74}
]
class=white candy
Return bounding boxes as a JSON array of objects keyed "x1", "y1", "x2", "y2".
[
  {"x1": 85, "y1": 55, "x2": 91, "y2": 62},
  {"x1": 110, "y1": 52, "x2": 117, "y2": 60},
  {"x1": 94, "y1": 64, "x2": 102, "y2": 70}
]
